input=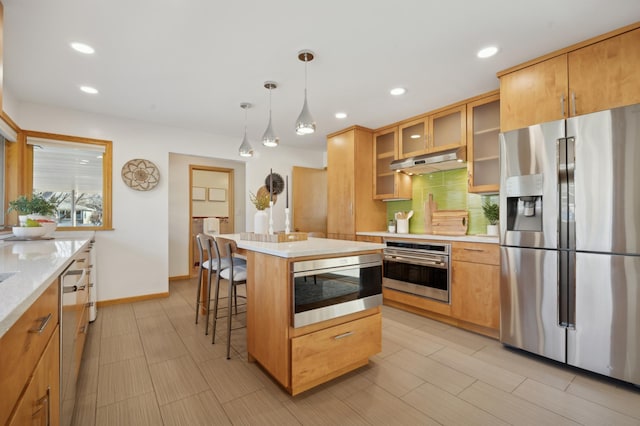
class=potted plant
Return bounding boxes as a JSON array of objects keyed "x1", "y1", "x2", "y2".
[
  {"x1": 7, "y1": 193, "x2": 58, "y2": 236},
  {"x1": 482, "y1": 199, "x2": 499, "y2": 236},
  {"x1": 249, "y1": 190, "x2": 270, "y2": 234}
]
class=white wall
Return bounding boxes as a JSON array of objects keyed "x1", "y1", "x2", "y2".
[{"x1": 13, "y1": 101, "x2": 325, "y2": 301}]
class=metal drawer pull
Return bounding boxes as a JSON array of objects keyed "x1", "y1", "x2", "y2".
[
  {"x1": 29, "y1": 313, "x2": 52, "y2": 334},
  {"x1": 334, "y1": 331, "x2": 354, "y2": 340},
  {"x1": 32, "y1": 387, "x2": 51, "y2": 425},
  {"x1": 463, "y1": 248, "x2": 485, "y2": 252}
]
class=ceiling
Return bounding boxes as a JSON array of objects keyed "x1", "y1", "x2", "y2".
[{"x1": 2, "y1": 1, "x2": 639, "y2": 152}]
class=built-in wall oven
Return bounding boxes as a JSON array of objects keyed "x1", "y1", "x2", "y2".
[
  {"x1": 292, "y1": 253, "x2": 382, "y2": 328},
  {"x1": 383, "y1": 240, "x2": 451, "y2": 303}
]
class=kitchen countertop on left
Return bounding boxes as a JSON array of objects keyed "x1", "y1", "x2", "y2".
[{"x1": 0, "y1": 232, "x2": 94, "y2": 338}]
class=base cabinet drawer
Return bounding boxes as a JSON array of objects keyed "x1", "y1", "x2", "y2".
[
  {"x1": 291, "y1": 313, "x2": 381, "y2": 393},
  {"x1": 8, "y1": 327, "x2": 60, "y2": 426},
  {"x1": 0, "y1": 280, "x2": 59, "y2": 425}
]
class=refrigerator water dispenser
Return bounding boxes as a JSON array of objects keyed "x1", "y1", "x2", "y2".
[{"x1": 505, "y1": 174, "x2": 544, "y2": 232}]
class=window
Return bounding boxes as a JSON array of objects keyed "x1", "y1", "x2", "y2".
[{"x1": 26, "y1": 131, "x2": 113, "y2": 230}]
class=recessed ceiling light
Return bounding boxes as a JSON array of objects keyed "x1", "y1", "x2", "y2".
[
  {"x1": 335, "y1": 112, "x2": 347, "y2": 119},
  {"x1": 80, "y1": 86, "x2": 99, "y2": 94},
  {"x1": 390, "y1": 87, "x2": 406, "y2": 96},
  {"x1": 71, "y1": 42, "x2": 95, "y2": 54},
  {"x1": 410, "y1": 134, "x2": 420, "y2": 139},
  {"x1": 477, "y1": 46, "x2": 499, "y2": 58}
]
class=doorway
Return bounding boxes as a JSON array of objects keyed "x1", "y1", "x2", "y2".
[{"x1": 189, "y1": 165, "x2": 234, "y2": 276}]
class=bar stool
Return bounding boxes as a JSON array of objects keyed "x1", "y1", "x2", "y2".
[
  {"x1": 211, "y1": 236, "x2": 247, "y2": 359},
  {"x1": 194, "y1": 233, "x2": 245, "y2": 335}
]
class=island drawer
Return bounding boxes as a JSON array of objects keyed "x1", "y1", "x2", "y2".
[
  {"x1": 0, "y1": 280, "x2": 59, "y2": 425},
  {"x1": 452, "y1": 242, "x2": 499, "y2": 265},
  {"x1": 291, "y1": 313, "x2": 381, "y2": 392}
]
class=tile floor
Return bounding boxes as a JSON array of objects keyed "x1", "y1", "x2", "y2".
[{"x1": 73, "y1": 278, "x2": 640, "y2": 425}]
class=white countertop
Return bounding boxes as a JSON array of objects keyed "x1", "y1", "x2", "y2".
[
  {"x1": 218, "y1": 234, "x2": 385, "y2": 258},
  {"x1": 357, "y1": 231, "x2": 499, "y2": 244},
  {"x1": 0, "y1": 233, "x2": 93, "y2": 338}
]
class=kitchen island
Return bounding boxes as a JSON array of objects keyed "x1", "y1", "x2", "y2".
[{"x1": 218, "y1": 234, "x2": 384, "y2": 395}]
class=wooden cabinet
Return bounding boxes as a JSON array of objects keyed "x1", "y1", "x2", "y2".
[
  {"x1": 467, "y1": 93, "x2": 500, "y2": 193},
  {"x1": 568, "y1": 27, "x2": 640, "y2": 117},
  {"x1": 399, "y1": 105, "x2": 466, "y2": 157},
  {"x1": 499, "y1": 25, "x2": 640, "y2": 132},
  {"x1": 382, "y1": 237, "x2": 499, "y2": 338},
  {"x1": 451, "y1": 242, "x2": 500, "y2": 332},
  {"x1": 327, "y1": 126, "x2": 387, "y2": 240},
  {"x1": 9, "y1": 328, "x2": 60, "y2": 426},
  {"x1": 291, "y1": 313, "x2": 381, "y2": 394},
  {"x1": 246, "y1": 249, "x2": 383, "y2": 396},
  {"x1": 373, "y1": 126, "x2": 411, "y2": 200},
  {"x1": 0, "y1": 280, "x2": 60, "y2": 425}
]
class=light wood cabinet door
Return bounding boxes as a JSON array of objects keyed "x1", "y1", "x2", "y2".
[
  {"x1": 568, "y1": 27, "x2": 640, "y2": 116},
  {"x1": 451, "y1": 261, "x2": 500, "y2": 330},
  {"x1": 327, "y1": 129, "x2": 355, "y2": 236},
  {"x1": 373, "y1": 127, "x2": 411, "y2": 200},
  {"x1": 399, "y1": 117, "x2": 428, "y2": 158},
  {"x1": 500, "y1": 54, "x2": 568, "y2": 132},
  {"x1": 9, "y1": 327, "x2": 60, "y2": 426},
  {"x1": 0, "y1": 280, "x2": 59, "y2": 425},
  {"x1": 451, "y1": 242, "x2": 500, "y2": 330},
  {"x1": 431, "y1": 105, "x2": 466, "y2": 151},
  {"x1": 328, "y1": 126, "x2": 386, "y2": 240},
  {"x1": 467, "y1": 94, "x2": 500, "y2": 193}
]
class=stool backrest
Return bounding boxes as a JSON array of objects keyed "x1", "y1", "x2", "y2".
[{"x1": 196, "y1": 233, "x2": 220, "y2": 270}]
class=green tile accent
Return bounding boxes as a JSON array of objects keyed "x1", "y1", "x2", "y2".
[{"x1": 386, "y1": 168, "x2": 500, "y2": 235}]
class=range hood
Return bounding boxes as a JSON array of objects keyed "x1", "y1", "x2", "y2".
[{"x1": 389, "y1": 147, "x2": 467, "y2": 175}]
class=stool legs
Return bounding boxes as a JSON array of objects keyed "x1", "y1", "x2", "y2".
[
  {"x1": 204, "y1": 268, "x2": 214, "y2": 335},
  {"x1": 226, "y1": 277, "x2": 234, "y2": 359},
  {"x1": 194, "y1": 266, "x2": 204, "y2": 324},
  {"x1": 211, "y1": 270, "x2": 222, "y2": 344}
]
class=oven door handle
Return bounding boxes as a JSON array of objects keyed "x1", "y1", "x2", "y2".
[{"x1": 384, "y1": 254, "x2": 448, "y2": 268}]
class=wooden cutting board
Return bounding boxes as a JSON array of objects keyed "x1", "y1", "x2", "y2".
[{"x1": 431, "y1": 210, "x2": 468, "y2": 235}]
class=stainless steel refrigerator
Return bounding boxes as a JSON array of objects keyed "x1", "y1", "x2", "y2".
[{"x1": 499, "y1": 102, "x2": 640, "y2": 386}]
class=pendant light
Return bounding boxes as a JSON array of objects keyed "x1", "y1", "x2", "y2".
[
  {"x1": 238, "y1": 102, "x2": 254, "y2": 158},
  {"x1": 262, "y1": 81, "x2": 279, "y2": 147},
  {"x1": 295, "y1": 50, "x2": 316, "y2": 135}
]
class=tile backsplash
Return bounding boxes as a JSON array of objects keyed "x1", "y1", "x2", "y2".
[{"x1": 386, "y1": 168, "x2": 498, "y2": 235}]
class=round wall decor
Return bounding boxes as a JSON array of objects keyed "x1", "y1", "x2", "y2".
[{"x1": 121, "y1": 158, "x2": 160, "y2": 191}]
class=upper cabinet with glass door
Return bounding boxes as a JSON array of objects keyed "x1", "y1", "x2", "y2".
[
  {"x1": 467, "y1": 94, "x2": 500, "y2": 193},
  {"x1": 398, "y1": 105, "x2": 466, "y2": 158},
  {"x1": 373, "y1": 127, "x2": 411, "y2": 200}
]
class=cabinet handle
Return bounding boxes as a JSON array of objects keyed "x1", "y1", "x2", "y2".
[
  {"x1": 32, "y1": 386, "x2": 51, "y2": 426},
  {"x1": 463, "y1": 248, "x2": 485, "y2": 252},
  {"x1": 560, "y1": 94, "x2": 566, "y2": 117},
  {"x1": 334, "y1": 331, "x2": 354, "y2": 340},
  {"x1": 29, "y1": 313, "x2": 52, "y2": 334},
  {"x1": 571, "y1": 92, "x2": 577, "y2": 116}
]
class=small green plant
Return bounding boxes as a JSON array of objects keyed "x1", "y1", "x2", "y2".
[
  {"x1": 7, "y1": 193, "x2": 57, "y2": 216},
  {"x1": 249, "y1": 191, "x2": 270, "y2": 210},
  {"x1": 482, "y1": 200, "x2": 499, "y2": 225}
]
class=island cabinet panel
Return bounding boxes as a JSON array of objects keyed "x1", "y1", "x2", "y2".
[
  {"x1": 0, "y1": 279, "x2": 59, "y2": 425},
  {"x1": 451, "y1": 242, "x2": 500, "y2": 332},
  {"x1": 8, "y1": 327, "x2": 60, "y2": 426},
  {"x1": 291, "y1": 312, "x2": 381, "y2": 395},
  {"x1": 246, "y1": 251, "x2": 291, "y2": 387}
]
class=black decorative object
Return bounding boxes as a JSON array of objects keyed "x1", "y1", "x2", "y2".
[{"x1": 265, "y1": 172, "x2": 284, "y2": 195}]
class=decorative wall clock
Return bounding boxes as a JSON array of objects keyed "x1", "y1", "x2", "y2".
[{"x1": 121, "y1": 158, "x2": 160, "y2": 191}]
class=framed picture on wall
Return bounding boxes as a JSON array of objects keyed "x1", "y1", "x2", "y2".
[
  {"x1": 208, "y1": 187, "x2": 226, "y2": 202},
  {"x1": 192, "y1": 186, "x2": 206, "y2": 201}
]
